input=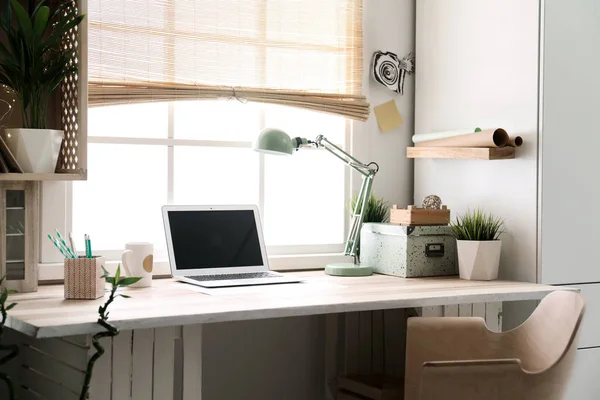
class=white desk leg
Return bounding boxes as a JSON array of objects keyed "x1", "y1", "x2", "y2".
[
  {"x1": 131, "y1": 329, "x2": 154, "y2": 400},
  {"x1": 183, "y1": 324, "x2": 203, "y2": 400},
  {"x1": 88, "y1": 335, "x2": 112, "y2": 400},
  {"x1": 153, "y1": 326, "x2": 179, "y2": 400}
]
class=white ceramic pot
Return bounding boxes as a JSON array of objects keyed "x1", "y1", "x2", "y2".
[
  {"x1": 456, "y1": 240, "x2": 502, "y2": 281},
  {"x1": 4, "y1": 128, "x2": 64, "y2": 173}
]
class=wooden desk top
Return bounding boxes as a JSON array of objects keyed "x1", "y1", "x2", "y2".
[{"x1": 6, "y1": 272, "x2": 571, "y2": 338}]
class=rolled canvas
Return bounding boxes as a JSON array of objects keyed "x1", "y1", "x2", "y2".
[
  {"x1": 415, "y1": 128, "x2": 509, "y2": 148},
  {"x1": 506, "y1": 135, "x2": 523, "y2": 147},
  {"x1": 412, "y1": 129, "x2": 476, "y2": 144}
]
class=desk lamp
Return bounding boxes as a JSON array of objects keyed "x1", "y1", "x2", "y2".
[{"x1": 254, "y1": 128, "x2": 379, "y2": 276}]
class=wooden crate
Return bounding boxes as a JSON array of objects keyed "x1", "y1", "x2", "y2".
[{"x1": 389, "y1": 205, "x2": 450, "y2": 226}]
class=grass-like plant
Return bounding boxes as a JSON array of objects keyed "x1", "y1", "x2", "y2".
[
  {"x1": 0, "y1": 0, "x2": 85, "y2": 128},
  {"x1": 80, "y1": 265, "x2": 141, "y2": 400},
  {"x1": 0, "y1": 276, "x2": 18, "y2": 400},
  {"x1": 449, "y1": 209, "x2": 504, "y2": 241},
  {"x1": 350, "y1": 193, "x2": 390, "y2": 223}
]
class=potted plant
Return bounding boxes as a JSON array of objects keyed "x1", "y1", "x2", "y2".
[
  {"x1": 449, "y1": 209, "x2": 504, "y2": 281},
  {"x1": 0, "y1": 0, "x2": 84, "y2": 173},
  {"x1": 350, "y1": 193, "x2": 389, "y2": 259}
]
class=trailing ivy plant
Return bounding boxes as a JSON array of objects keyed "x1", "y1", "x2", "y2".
[
  {"x1": 0, "y1": 276, "x2": 18, "y2": 400},
  {"x1": 0, "y1": 0, "x2": 85, "y2": 128},
  {"x1": 79, "y1": 266, "x2": 141, "y2": 400}
]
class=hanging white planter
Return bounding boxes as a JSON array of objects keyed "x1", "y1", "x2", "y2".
[
  {"x1": 456, "y1": 240, "x2": 502, "y2": 281},
  {"x1": 4, "y1": 128, "x2": 64, "y2": 173}
]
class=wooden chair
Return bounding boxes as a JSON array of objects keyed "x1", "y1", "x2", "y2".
[{"x1": 404, "y1": 291, "x2": 585, "y2": 400}]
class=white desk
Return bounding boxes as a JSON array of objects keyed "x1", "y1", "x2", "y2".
[{"x1": 5, "y1": 272, "x2": 572, "y2": 400}]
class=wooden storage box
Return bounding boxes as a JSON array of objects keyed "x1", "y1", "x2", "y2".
[
  {"x1": 360, "y1": 223, "x2": 457, "y2": 278},
  {"x1": 64, "y1": 256, "x2": 105, "y2": 300},
  {"x1": 389, "y1": 205, "x2": 450, "y2": 226}
]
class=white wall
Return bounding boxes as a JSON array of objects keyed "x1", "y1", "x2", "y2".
[
  {"x1": 355, "y1": 0, "x2": 415, "y2": 208},
  {"x1": 414, "y1": 0, "x2": 540, "y2": 328}
]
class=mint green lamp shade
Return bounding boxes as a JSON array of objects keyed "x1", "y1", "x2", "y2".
[{"x1": 254, "y1": 128, "x2": 295, "y2": 155}]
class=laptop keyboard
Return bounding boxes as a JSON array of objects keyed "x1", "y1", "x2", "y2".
[{"x1": 187, "y1": 272, "x2": 281, "y2": 282}]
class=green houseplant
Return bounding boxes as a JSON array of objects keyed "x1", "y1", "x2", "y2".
[
  {"x1": 0, "y1": 276, "x2": 18, "y2": 400},
  {"x1": 349, "y1": 193, "x2": 389, "y2": 258},
  {"x1": 449, "y1": 209, "x2": 504, "y2": 281},
  {"x1": 0, "y1": 0, "x2": 84, "y2": 172}
]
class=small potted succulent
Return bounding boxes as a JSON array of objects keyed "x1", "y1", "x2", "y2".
[
  {"x1": 449, "y1": 209, "x2": 504, "y2": 281},
  {"x1": 0, "y1": 0, "x2": 84, "y2": 172}
]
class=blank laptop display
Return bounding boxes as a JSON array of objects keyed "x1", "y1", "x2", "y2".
[
  {"x1": 163, "y1": 205, "x2": 300, "y2": 288},
  {"x1": 168, "y1": 210, "x2": 263, "y2": 269}
]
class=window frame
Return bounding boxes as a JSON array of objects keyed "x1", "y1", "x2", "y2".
[{"x1": 39, "y1": 107, "x2": 355, "y2": 276}]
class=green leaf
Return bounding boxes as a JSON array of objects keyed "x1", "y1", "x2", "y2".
[
  {"x1": 6, "y1": 303, "x2": 17, "y2": 311},
  {"x1": 118, "y1": 277, "x2": 142, "y2": 287},
  {"x1": 8, "y1": 289, "x2": 18, "y2": 294},
  {"x1": 31, "y1": 0, "x2": 48, "y2": 18},
  {"x1": 119, "y1": 294, "x2": 131, "y2": 299},
  {"x1": 114, "y1": 265, "x2": 121, "y2": 285},
  {"x1": 0, "y1": 288, "x2": 8, "y2": 304},
  {"x1": 33, "y1": 6, "x2": 50, "y2": 39},
  {"x1": 10, "y1": 0, "x2": 34, "y2": 42}
]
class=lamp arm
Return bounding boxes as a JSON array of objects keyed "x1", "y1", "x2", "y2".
[
  {"x1": 313, "y1": 135, "x2": 375, "y2": 177},
  {"x1": 346, "y1": 171, "x2": 375, "y2": 258},
  {"x1": 306, "y1": 135, "x2": 378, "y2": 259}
]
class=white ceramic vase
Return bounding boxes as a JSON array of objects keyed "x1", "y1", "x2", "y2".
[
  {"x1": 4, "y1": 128, "x2": 64, "y2": 173},
  {"x1": 456, "y1": 240, "x2": 502, "y2": 281}
]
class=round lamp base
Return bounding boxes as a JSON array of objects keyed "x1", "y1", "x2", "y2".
[{"x1": 324, "y1": 262, "x2": 373, "y2": 277}]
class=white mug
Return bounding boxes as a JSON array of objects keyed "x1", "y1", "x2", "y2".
[{"x1": 121, "y1": 242, "x2": 153, "y2": 288}]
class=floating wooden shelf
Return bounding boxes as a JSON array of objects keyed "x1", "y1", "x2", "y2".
[
  {"x1": 0, "y1": 170, "x2": 86, "y2": 181},
  {"x1": 407, "y1": 146, "x2": 515, "y2": 160}
]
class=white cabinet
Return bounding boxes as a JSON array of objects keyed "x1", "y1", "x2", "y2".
[
  {"x1": 540, "y1": 0, "x2": 600, "y2": 285},
  {"x1": 565, "y1": 348, "x2": 600, "y2": 400},
  {"x1": 572, "y1": 284, "x2": 600, "y2": 349}
]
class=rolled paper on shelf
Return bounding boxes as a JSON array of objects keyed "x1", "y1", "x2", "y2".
[
  {"x1": 412, "y1": 129, "x2": 477, "y2": 144},
  {"x1": 415, "y1": 128, "x2": 509, "y2": 148},
  {"x1": 506, "y1": 135, "x2": 523, "y2": 147}
]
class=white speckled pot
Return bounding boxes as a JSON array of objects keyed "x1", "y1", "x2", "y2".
[{"x1": 457, "y1": 240, "x2": 501, "y2": 281}]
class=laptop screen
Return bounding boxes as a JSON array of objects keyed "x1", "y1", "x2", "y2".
[{"x1": 168, "y1": 210, "x2": 264, "y2": 270}]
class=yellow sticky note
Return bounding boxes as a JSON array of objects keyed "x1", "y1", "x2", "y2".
[{"x1": 373, "y1": 100, "x2": 403, "y2": 133}]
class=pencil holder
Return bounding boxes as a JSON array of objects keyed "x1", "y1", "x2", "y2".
[{"x1": 64, "y1": 256, "x2": 106, "y2": 300}]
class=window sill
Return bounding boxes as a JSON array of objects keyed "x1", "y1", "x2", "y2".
[{"x1": 37, "y1": 253, "x2": 351, "y2": 282}]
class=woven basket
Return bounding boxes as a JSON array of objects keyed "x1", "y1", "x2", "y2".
[{"x1": 64, "y1": 256, "x2": 105, "y2": 300}]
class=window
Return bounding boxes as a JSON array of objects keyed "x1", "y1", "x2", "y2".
[
  {"x1": 67, "y1": 0, "x2": 368, "y2": 268},
  {"x1": 71, "y1": 102, "x2": 349, "y2": 262},
  {"x1": 60, "y1": 0, "x2": 364, "y2": 268}
]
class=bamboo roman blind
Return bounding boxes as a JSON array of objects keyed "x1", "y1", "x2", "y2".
[{"x1": 87, "y1": 0, "x2": 368, "y2": 121}]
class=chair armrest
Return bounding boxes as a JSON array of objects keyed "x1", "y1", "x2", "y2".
[
  {"x1": 405, "y1": 317, "x2": 502, "y2": 400},
  {"x1": 419, "y1": 359, "x2": 525, "y2": 400}
]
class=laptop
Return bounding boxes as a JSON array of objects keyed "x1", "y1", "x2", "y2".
[{"x1": 162, "y1": 205, "x2": 301, "y2": 288}]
